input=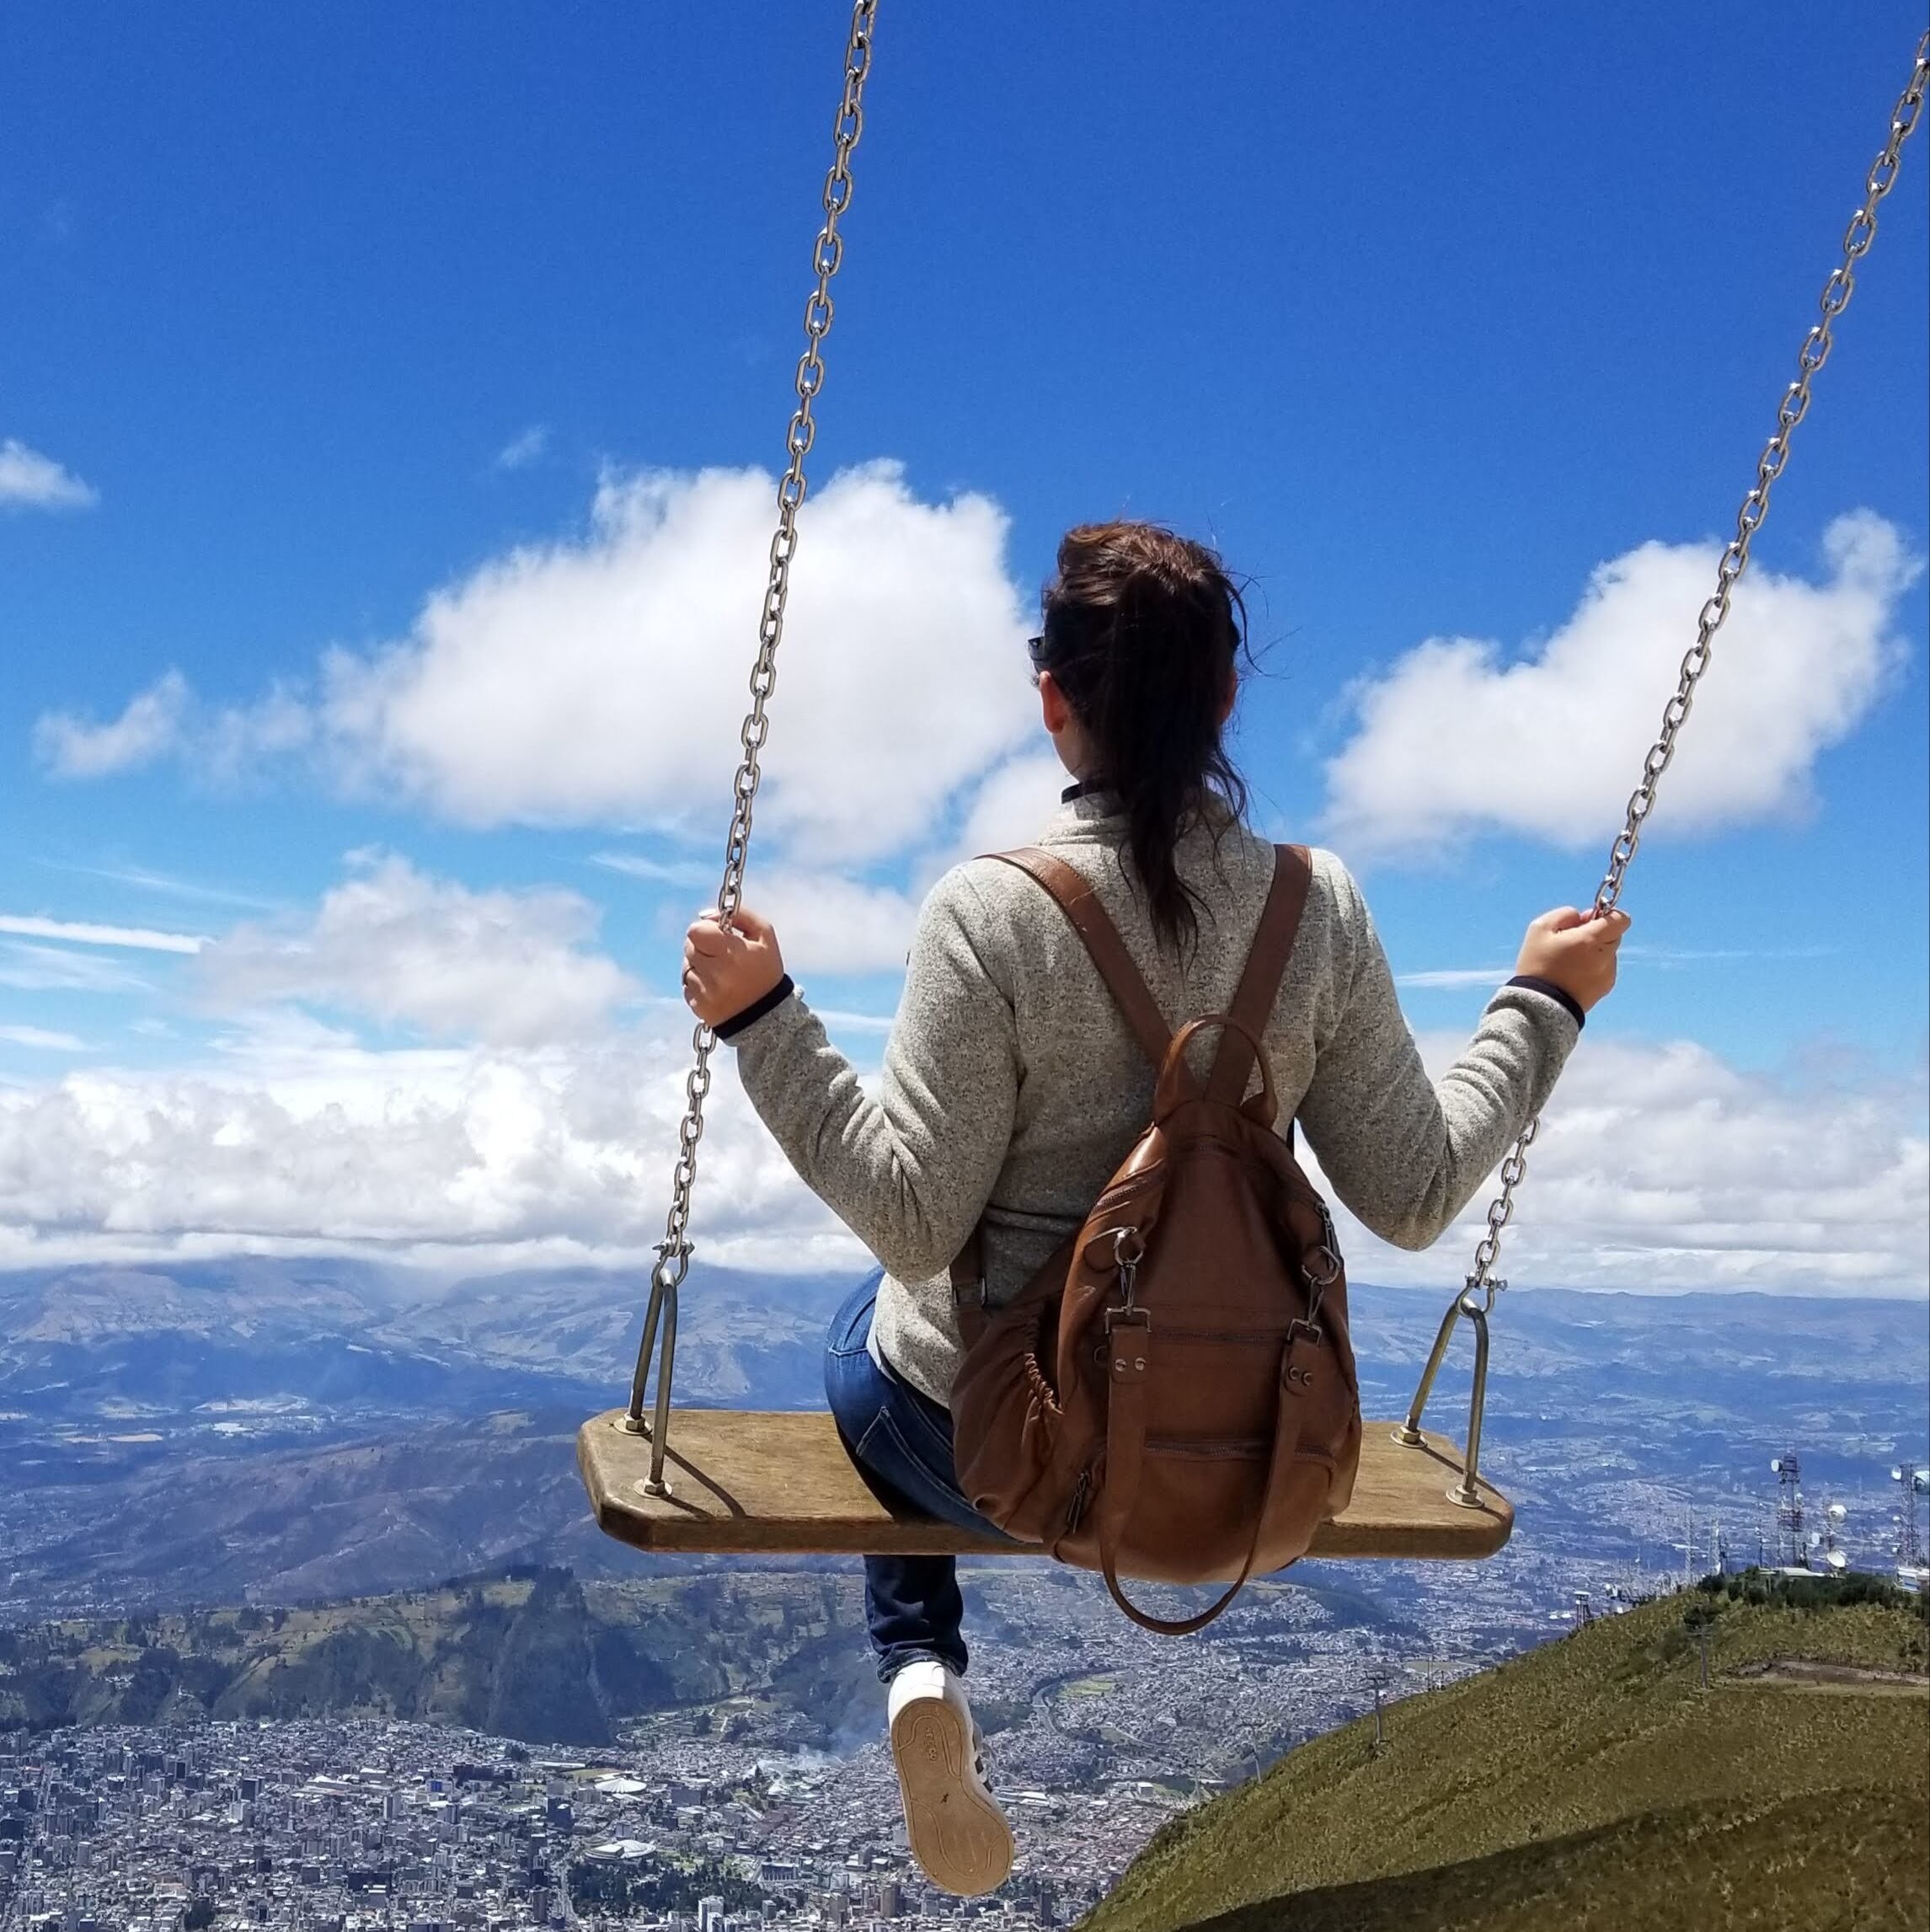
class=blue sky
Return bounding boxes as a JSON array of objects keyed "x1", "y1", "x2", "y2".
[{"x1": 2, "y1": 3, "x2": 1926, "y2": 1291}]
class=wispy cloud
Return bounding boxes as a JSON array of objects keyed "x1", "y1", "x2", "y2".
[
  {"x1": 35, "y1": 859, "x2": 280, "y2": 912},
  {"x1": 1622, "y1": 944, "x2": 1841, "y2": 967},
  {"x1": 35, "y1": 670, "x2": 190, "y2": 778},
  {"x1": 0, "y1": 944, "x2": 152, "y2": 993},
  {"x1": 0, "y1": 437, "x2": 99, "y2": 511},
  {"x1": 494, "y1": 424, "x2": 549, "y2": 471},
  {"x1": 0, "y1": 914, "x2": 206, "y2": 955},
  {"x1": 811, "y1": 1008, "x2": 897, "y2": 1035},
  {"x1": 590, "y1": 851, "x2": 716, "y2": 889},
  {"x1": 0, "y1": 1025, "x2": 88, "y2": 1052},
  {"x1": 1396, "y1": 944, "x2": 1845, "y2": 991}
]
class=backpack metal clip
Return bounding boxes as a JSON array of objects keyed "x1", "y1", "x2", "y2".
[{"x1": 1104, "y1": 1226, "x2": 1147, "y2": 1332}]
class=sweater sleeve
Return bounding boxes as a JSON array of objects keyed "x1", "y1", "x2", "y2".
[
  {"x1": 724, "y1": 868, "x2": 1019, "y2": 1282},
  {"x1": 1295, "y1": 860, "x2": 1580, "y2": 1251}
]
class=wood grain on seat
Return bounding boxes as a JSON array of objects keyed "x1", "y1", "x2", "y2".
[{"x1": 577, "y1": 1409, "x2": 1512, "y2": 1562}]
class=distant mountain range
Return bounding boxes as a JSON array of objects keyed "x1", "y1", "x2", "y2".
[
  {"x1": 3, "y1": 1259, "x2": 1926, "y2": 1622},
  {"x1": 2, "y1": 1252, "x2": 843, "y2": 1402},
  {"x1": 1, "y1": 1257, "x2": 845, "y2": 1613}
]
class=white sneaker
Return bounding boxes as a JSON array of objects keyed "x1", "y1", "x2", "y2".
[{"x1": 886, "y1": 1659, "x2": 1014, "y2": 1897}]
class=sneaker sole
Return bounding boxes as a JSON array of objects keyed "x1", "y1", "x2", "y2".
[{"x1": 889, "y1": 1694, "x2": 1015, "y2": 1897}]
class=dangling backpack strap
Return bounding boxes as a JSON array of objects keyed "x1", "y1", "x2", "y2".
[
  {"x1": 1094, "y1": 1318, "x2": 1326, "y2": 1635},
  {"x1": 1205, "y1": 844, "x2": 1312, "y2": 1113},
  {"x1": 987, "y1": 848, "x2": 1175, "y2": 1075}
]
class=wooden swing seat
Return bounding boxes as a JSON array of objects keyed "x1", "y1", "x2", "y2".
[{"x1": 576, "y1": 1408, "x2": 1513, "y2": 1561}]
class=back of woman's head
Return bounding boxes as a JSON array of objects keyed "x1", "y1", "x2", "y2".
[{"x1": 1035, "y1": 521, "x2": 1250, "y2": 953}]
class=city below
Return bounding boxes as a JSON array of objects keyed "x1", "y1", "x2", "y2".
[{"x1": 3, "y1": 1268, "x2": 1924, "y2": 1930}]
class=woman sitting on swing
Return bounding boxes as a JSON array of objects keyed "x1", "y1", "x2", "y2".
[{"x1": 682, "y1": 520, "x2": 1627, "y2": 1897}]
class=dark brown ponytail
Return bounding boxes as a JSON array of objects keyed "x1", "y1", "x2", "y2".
[{"x1": 1036, "y1": 522, "x2": 1250, "y2": 954}]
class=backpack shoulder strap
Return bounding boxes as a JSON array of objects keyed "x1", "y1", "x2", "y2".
[
  {"x1": 987, "y1": 848, "x2": 1174, "y2": 1073},
  {"x1": 1206, "y1": 843, "x2": 1313, "y2": 1106}
]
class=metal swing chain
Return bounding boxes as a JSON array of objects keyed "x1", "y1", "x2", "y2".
[
  {"x1": 1401, "y1": 29, "x2": 1930, "y2": 1501},
  {"x1": 626, "y1": 0, "x2": 879, "y2": 1480}
]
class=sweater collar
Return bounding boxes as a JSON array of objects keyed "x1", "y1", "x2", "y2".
[
  {"x1": 1040, "y1": 785, "x2": 1242, "y2": 847},
  {"x1": 1059, "y1": 777, "x2": 1113, "y2": 805},
  {"x1": 1038, "y1": 786, "x2": 1127, "y2": 845}
]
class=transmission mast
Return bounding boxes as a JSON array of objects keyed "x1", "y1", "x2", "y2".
[
  {"x1": 1894, "y1": 1464, "x2": 1928, "y2": 1585},
  {"x1": 1770, "y1": 1453, "x2": 1805, "y2": 1570}
]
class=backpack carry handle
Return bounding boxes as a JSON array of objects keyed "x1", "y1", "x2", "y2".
[{"x1": 1155, "y1": 1015, "x2": 1278, "y2": 1127}]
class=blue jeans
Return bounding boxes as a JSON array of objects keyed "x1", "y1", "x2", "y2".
[{"x1": 822, "y1": 1270, "x2": 1009, "y2": 1682}]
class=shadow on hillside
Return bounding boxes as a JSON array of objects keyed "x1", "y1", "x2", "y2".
[{"x1": 1189, "y1": 1788, "x2": 1927, "y2": 1932}]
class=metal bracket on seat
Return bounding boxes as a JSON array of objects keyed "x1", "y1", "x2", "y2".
[
  {"x1": 624, "y1": 1241, "x2": 687, "y2": 1496},
  {"x1": 1393, "y1": 1278, "x2": 1499, "y2": 1509}
]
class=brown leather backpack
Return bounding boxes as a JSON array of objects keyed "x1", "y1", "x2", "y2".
[{"x1": 949, "y1": 843, "x2": 1363, "y2": 1634}]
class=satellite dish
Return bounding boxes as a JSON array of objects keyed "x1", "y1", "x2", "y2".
[
  {"x1": 1893, "y1": 1466, "x2": 1906, "y2": 1482},
  {"x1": 1828, "y1": 1503, "x2": 1847, "y2": 1523},
  {"x1": 1772, "y1": 1459, "x2": 1784, "y2": 1474},
  {"x1": 1826, "y1": 1549, "x2": 1849, "y2": 1572}
]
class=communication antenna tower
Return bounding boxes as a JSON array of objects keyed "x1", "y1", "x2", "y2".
[
  {"x1": 1893, "y1": 1464, "x2": 1928, "y2": 1583},
  {"x1": 1770, "y1": 1453, "x2": 1805, "y2": 1569},
  {"x1": 1811, "y1": 1501, "x2": 1850, "y2": 1574}
]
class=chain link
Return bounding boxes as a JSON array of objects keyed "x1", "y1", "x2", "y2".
[
  {"x1": 646, "y1": 0, "x2": 878, "y2": 1316},
  {"x1": 1459, "y1": 31, "x2": 1929, "y2": 1306}
]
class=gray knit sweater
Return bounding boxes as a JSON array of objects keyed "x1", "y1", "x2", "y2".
[{"x1": 729, "y1": 793, "x2": 1579, "y2": 1408}]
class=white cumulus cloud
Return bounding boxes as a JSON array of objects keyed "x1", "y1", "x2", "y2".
[
  {"x1": 0, "y1": 1015, "x2": 847, "y2": 1271},
  {"x1": 594, "y1": 752, "x2": 1072, "y2": 980},
  {"x1": 1323, "y1": 512, "x2": 1918, "y2": 856},
  {"x1": 750, "y1": 871, "x2": 920, "y2": 977},
  {"x1": 946, "y1": 753, "x2": 1074, "y2": 861},
  {"x1": 318, "y1": 461, "x2": 1038, "y2": 861},
  {"x1": 1305, "y1": 1031, "x2": 1928, "y2": 1298},
  {"x1": 195, "y1": 854, "x2": 641, "y2": 1048},
  {"x1": 0, "y1": 438, "x2": 99, "y2": 511},
  {"x1": 0, "y1": 1009, "x2": 1921, "y2": 1296},
  {"x1": 37, "y1": 463, "x2": 1048, "y2": 879}
]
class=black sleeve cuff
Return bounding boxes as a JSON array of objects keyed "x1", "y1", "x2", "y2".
[
  {"x1": 1506, "y1": 974, "x2": 1585, "y2": 1030},
  {"x1": 714, "y1": 975, "x2": 795, "y2": 1041}
]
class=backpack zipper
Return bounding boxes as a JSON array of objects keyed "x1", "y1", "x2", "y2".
[
  {"x1": 1143, "y1": 1435, "x2": 1271, "y2": 1459},
  {"x1": 1064, "y1": 1464, "x2": 1093, "y2": 1534},
  {"x1": 1155, "y1": 1325, "x2": 1297, "y2": 1344}
]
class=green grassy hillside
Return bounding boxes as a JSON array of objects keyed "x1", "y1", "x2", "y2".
[
  {"x1": 0, "y1": 1565, "x2": 867, "y2": 1746},
  {"x1": 1087, "y1": 1576, "x2": 1928, "y2": 1932}
]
